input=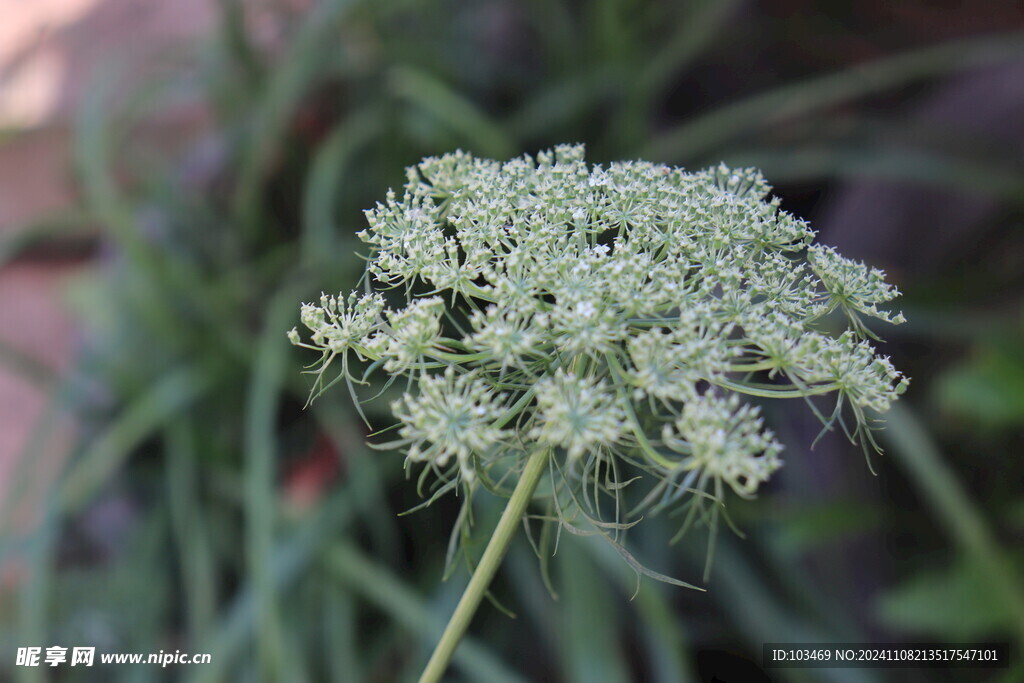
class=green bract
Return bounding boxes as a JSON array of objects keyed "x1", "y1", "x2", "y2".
[{"x1": 291, "y1": 144, "x2": 907, "y2": 548}]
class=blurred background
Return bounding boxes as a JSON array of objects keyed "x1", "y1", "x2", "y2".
[{"x1": 0, "y1": 1, "x2": 1022, "y2": 681}]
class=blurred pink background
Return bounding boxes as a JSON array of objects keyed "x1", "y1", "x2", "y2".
[{"x1": 0, "y1": 0, "x2": 213, "y2": 506}]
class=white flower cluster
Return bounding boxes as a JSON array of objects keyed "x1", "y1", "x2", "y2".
[
  {"x1": 390, "y1": 367, "x2": 509, "y2": 483},
  {"x1": 663, "y1": 393, "x2": 783, "y2": 498},
  {"x1": 291, "y1": 144, "x2": 907, "y2": 518},
  {"x1": 531, "y1": 369, "x2": 627, "y2": 462}
]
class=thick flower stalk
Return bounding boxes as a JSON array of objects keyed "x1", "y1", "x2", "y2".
[{"x1": 290, "y1": 144, "x2": 907, "y2": 682}]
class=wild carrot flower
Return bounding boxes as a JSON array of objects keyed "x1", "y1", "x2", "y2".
[{"x1": 291, "y1": 144, "x2": 907, "y2": 573}]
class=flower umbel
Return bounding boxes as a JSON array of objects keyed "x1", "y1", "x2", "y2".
[
  {"x1": 531, "y1": 369, "x2": 627, "y2": 462},
  {"x1": 390, "y1": 367, "x2": 509, "y2": 484},
  {"x1": 663, "y1": 392, "x2": 783, "y2": 498},
  {"x1": 291, "y1": 143, "x2": 908, "y2": 571}
]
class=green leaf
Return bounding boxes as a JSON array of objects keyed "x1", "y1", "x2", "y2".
[
  {"x1": 232, "y1": 0, "x2": 360, "y2": 230},
  {"x1": 558, "y1": 538, "x2": 631, "y2": 683},
  {"x1": 722, "y1": 145, "x2": 1024, "y2": 200},
  {"x1": 936, "y1": 345, "x2": 1024, "y2": 427},
  {"x1": 58, "y1": 365, "x2": 214, "y2": 512},
  {"x1": 389, "y1": 66, "x2": 516, "y2": 160},
  {"x1": 877, "y1": 560, "x2": 1013, "y2": 639},
  {"x1": 245, "y1": 287, "x2": 303, "y2": 678},
  {"x1": 325, "y1": 542, "x2": 529, "y2": 683},
  {"x1": 188, "y1": 488, "x2": 356, "y2": 683},
  {"x1": 766, "y1": 500, "x2": 885, "y2": 555},
  {"x1": 644, "y1": 31, "x2": 1024, "y2": 163},
  {"x1": 301, "y1": 109, "x2": 384, "y2": 265},
  {"x1": 883, "y1": 404, "x2": 1024, "y2": 645}
]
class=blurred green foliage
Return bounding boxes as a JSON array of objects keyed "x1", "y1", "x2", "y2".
[
  {"x1": 877, "y1": 558, "x2": 1014, "y2": 641},
  {"x1": 1, "y1": 1, "x2": 1023, "y2": 681},
  {"x1": 937, "y1": 337, "x2": 1024, "y2": 428}
]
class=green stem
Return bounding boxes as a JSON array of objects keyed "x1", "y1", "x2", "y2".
[
  {"x1": 418, "y1": 448, "x2": 550, "y2": 683},
  {"x1": 715, "y1": 377, "x2": 838, "y2": 399}
]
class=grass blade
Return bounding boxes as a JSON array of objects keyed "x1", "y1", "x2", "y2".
[
  {"x1": 389, "y1": 66, "x2": 516, "y2": 160},
  {"x1": 324, "y1": 541, "x2": 529, "y2": 683},
  {"x1": 883, "y1": 404, "x2": 1024, "y2": 645},
  {"x1": 244, "y1": 287, "x2": 302, "y2": 679},
  {"x1": 644, "y1": 31, "x2": 1024, "y2": 163},
  {"x1": 58, "y1": 365, "x2": 213, "y2": 512},
  {"x1": 301, "y1": 108, "x2": 385, "y2": 265}
]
